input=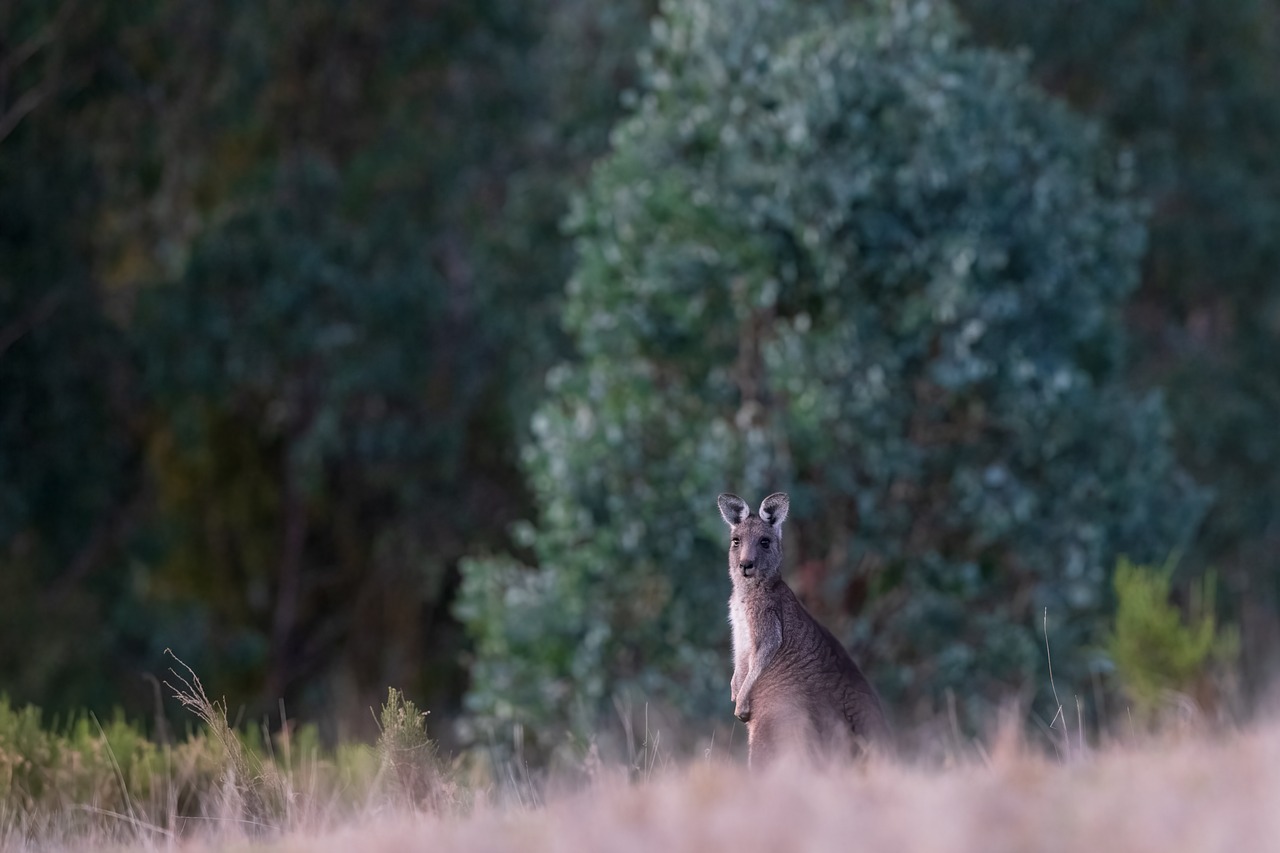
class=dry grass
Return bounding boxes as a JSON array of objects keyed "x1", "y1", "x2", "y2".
[
  {"x1": 274, "y1": 722, "x2": 1277, "y2": 853},
  {"x1": 10, "y1": 714, "x2": 1275, "y2": 853}
]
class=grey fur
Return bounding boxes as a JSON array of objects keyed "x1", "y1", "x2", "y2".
[{"x1": 719, "y1": 491, "x2": 889, "y2": 766}]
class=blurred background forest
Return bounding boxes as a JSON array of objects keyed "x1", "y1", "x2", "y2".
[{"x1": 2, "y1": 0, "x2": 1278, "y2": 758}]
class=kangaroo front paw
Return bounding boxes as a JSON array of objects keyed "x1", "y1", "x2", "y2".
[{"x1": 734, "y1": 697, "x2": 752, "y2": 723}]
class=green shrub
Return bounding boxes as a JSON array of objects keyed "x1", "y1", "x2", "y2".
[
  {"x1": 377, "y1": 687, "x2": 455, "y2": 811},
  {"x1": 0, "y1": 678, "x2": 441, "y2": 840},
  {"x1": 0, "y1": 696, "x2": 227, "y2": 839},
  {"x1": 1106, "y1": 558, "x2": 1238, "y2": 724}
]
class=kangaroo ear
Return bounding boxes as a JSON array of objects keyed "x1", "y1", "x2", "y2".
[
  {"x1": 718, "y1": 493, "x2": 749, "y2": 526},
  {"x1": 758, "y1": 492, "x2": 789, "y2": 526}
]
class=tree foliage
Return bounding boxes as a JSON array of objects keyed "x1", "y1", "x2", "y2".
[
  {"x1": 8, "y1": 0, "x2": 1278, "y2": 750},
  {"x1": 457, "y1": 0, "x2": 1206, "y2": 751},
  {"x1": 0, "y1": 0, "x2": 143, "y2": 711},
  {"x1": 955, "y1": 0, "x2": 1280, "y2": 690},
  {"x1": 135, "y1": 161, "x2": 478, "y2": 708},
  {"x1": 0, "y1": 0, "x2": 649, "y2": 724},
  {"x1": 111, "y1": 0, "x2": 616, "y2": 722}
]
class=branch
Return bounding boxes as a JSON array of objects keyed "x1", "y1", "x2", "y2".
[
  {"x1": 0, "y1": 0, "x2": 83, "y2": 143},
  {"x1": 44, "y1": 491, "x2": 145, "y2": 603},
  {"x1": 0, "y1": 79, "x2": 57, "y2": 143},
  {"x1": 0, "y1": 288, "x2": 66, "y2": 357},
  {"x1": 0, "y1": 21, "x2": 58, "y2": 80}
]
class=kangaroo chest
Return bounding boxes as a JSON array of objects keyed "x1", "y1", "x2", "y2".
[
  {"x1": 729, "y1": 591, "x2": 752, "y2": 658},
  {"x1": 730, "y1": 584, "x2": 791, "y2": 658}
]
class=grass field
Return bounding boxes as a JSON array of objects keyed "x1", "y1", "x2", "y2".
[{"x1": 7, "y1": 710, "x2": 1275, "y2": 852}]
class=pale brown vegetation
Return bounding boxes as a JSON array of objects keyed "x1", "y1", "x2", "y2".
[{"x1": 11, "y1": 716, "x2": 1276, "y2": 853}]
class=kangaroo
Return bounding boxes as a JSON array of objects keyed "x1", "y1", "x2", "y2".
[{"x1": 718, "y1": 492, "x2": 889, "y2": 766}]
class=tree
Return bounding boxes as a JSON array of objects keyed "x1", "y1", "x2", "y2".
[
  {"x1": 457, "y1": 0, "x2": 1206, "y2": 756},
  {"x1": 119, "y1": 0, "x2": 654, "y2": 724},
  {"x1": 2, "y1": 0, "x2": 663, "y2": 724},
  {"x1": 0, "y1": 0, "x2": 147, "y2": 712},
  {"x1": 953, "y1": 0, "x2": 1280, "y2": 694},
  {"x1": 134, "y1": 159, "x2": 511, "y2": 718}
]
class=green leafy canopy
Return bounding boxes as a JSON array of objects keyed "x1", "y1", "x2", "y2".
[{"x1": 458, "y1": 0, "x2": 1207, "y2": 754}]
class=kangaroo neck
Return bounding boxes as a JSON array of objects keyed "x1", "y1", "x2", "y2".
[{"x1": 733, "y1": 573, "x2": 784, "y2": 598}]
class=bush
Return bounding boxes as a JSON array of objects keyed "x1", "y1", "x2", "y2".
[
  {"x1": 1106, "y1": 558, "x2": 1238, "y2": 725},
  {"x1": 0, "y1": 696, "x2": 227, "y2": 839},
  {"x1": 457, "y1": 0, "x2": 1206, "y2": 755},
  {"x1": 0, "y1": 671, "x2": 443, "y2": 840},
  {"x1": 377, "y1": 687, "x2": 456, "y2": 811}
]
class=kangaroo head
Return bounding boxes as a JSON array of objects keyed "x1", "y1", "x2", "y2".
[{"x1": 717, "y1": 492, "x2": 790, "y2": 582}]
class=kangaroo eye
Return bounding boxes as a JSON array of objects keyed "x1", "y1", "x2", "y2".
[
  {"x1": 760, "y1": 538, "x2": 771, "y2": 549},
  {"x1": 731, "y1": 538, "x2": 740, "y2": 547}
]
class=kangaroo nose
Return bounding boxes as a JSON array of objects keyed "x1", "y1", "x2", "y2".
[{"x1": 740, "y1": 560, "x2": 754, "y2": 574}]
